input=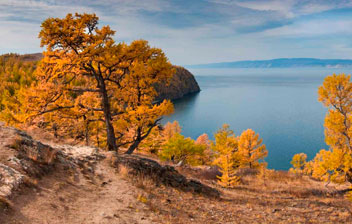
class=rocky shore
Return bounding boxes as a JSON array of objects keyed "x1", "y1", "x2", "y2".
[{"x1": 155, "y1": 66, "x2": 200, "y2": 101}]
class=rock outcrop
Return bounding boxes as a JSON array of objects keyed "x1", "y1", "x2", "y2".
[
  {"x1": 154, "y1": 66, "x2": 200, "y2": 101},
  {"x1": 0, "y1": 125, "x2": 58, "y2": 199},
  {"x1": 0, "y1": 124, "x2": 103, "y2": 200}
]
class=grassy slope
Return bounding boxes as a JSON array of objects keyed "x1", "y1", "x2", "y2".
[{"x1": 120, "y1": 156, "x2": 352, "y2": 224}]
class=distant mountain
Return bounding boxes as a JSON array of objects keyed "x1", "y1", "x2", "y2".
[{"x1": 187, "y1": 58, "x2": 352, "y2": 69}]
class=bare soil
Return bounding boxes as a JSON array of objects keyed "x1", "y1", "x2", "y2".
[{"x1": 0, "y1": 153, "x2": 158, "y2": 224}]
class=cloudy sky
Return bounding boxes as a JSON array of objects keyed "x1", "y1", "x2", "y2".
[{"x1": 1, "y1": 0, "x2": 352, "y2": 65}]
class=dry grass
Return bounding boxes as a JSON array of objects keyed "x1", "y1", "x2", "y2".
[
  {"x1": 233, "y1": 168, "x2": 351, "y2": 199},
  {"x1": 114, "y1": 155, "x2": 352, "y2": 222},
  {"x1": 133, "y1": 174, "x2": 157, "y2": 190},
  {"x1": 117, "y1": 164, "x2": 130, "y2": 179},
  {"x1": 117, "y1": 164, "x2": 158, "y2": 191},
  {"x1": 122, "y1": 164, "x2": 352, "y2": 223}
]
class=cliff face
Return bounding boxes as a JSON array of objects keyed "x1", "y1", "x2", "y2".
[{"x1": 155, "y1": 66, "x2": 200, "y2": 101}]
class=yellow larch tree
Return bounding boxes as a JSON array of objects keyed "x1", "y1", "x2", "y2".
[
  {"x1": 292, "y1": 74, "x2": 352, "y2": 183},
  {"x1": 289, "y1": 153, "x2": 307, "y2": 174},
  {"x1": 10, "y1": 13, "x2": 174, "y2": 152},
  {"x1": 163, "y1": 121, "x2": 181, "y2": 141},
  {"x1": 315, "y1": 74, "x2": 352, "y2": 183},
  {"x1": 212, "y1": 124, "x2": 241, "y2": 187},
  {"x1": 311, "y1": 148, "x2": 352, "y2": 183},
  {"x1": 117, "y1": 40, "x2": 174, "y2": 154},
  {"x1": 138, "y1": 120, "x2": 181, "y2": 155},
  {"x1": 195, "y1": 133, "x2": 214, "y2": 165},
  {"x1": 215, "y1": 153, "x2": 240, "y2": 188},
  {"x1": 238, "y1": 129, "x2": 267, "y2": 169}
]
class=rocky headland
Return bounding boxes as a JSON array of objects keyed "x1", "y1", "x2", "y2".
[{"x1": 154, "y1": 66, "x2": 200, "y2": 101}]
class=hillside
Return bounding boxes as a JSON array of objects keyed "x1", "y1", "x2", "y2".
[
  {"x1": 188, "y1": 58, "x2": 352, "y2": 69},
  {"x1": 0, "y1": 125, "x2": 351, "y2": 223}
]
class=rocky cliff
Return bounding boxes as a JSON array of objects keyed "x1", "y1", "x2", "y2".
[{"x1": 154, "y1": 66, "x2": 200, "y2": 102}]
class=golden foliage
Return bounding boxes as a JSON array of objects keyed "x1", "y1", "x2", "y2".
[
  {"x1": 0, "y1": 54, "x2": 38, "y2": 125},
  {"x1": 138, "y1": 126, "x2": 164, "y2": 154},
  {"x1": 215, "y1": 154, "x2": 241, "y2": 188},
  {"x1": 163, "y1": 121, "x2": 181, "y2": 141},
  {"x1": 211, "y1": 125, "x2": 268, "y2": 187},
  {"x1": 158, "y1": 133, "x2": 205, "y2": 166},
  {"x1": 291, "y1": 74, "x2": 352, "y2": 184},
  {"x1": 318, "y1": 74, "x2": 352, "y2": 154},
  {"x1": 212, "y1": 124, "x2": 241, "y2": 187},
  {"x1": 346, "y1": 188, "x2": 352, "y2": 202},
  {"x1": 139, "y1": 121, "x2": 181, "y2": 154},
  {"x1": 311, "y1": 149, "x2": 352, "y2": 183},
  {"x1": 195, "y1": 133, "x2": 214, "y2": 165},
  {"x1": 141, "y1": 122, "x2": 212, "y2": 165},
  {"x1": 238, "y1": 129, "x2": 267, "y2": 169},
  {"x1": 289, "y1": 153, "x2": 307, "y2": 174},
  {"x1": 314, "y1": 74, "x2": 352, "y2": 183}
]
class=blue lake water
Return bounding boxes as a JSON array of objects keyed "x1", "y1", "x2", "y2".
[{"x1": 162, "y1": 68, "x2": 352, "y2": 170}]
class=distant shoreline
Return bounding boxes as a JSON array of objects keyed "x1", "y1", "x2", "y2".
[{"x1": 187, "y1": 58, "x2": 352, "y2": 69}]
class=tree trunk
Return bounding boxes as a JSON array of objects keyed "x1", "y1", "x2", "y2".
[
  {"x1": 103, "y1": 99, "x2": 117, "y2": 151},
  {"x1": 98, "y1": 77, "x2": 117, "y2": 151},
  {"x1": 85, "y1": 121, "x2": 89, "y2": 146},
  {"x1": 96, "y1": 130, "x2": 100, "y2": 148},
  {"x1": 125, "y1": 139, "x2": 140, "y2": 154},
  {"x1": 347, "y1": 169, "x2": 352, "y2": 183},
  {"x1": 125, "y1": 124, "x2": 155, "y2": 154}
]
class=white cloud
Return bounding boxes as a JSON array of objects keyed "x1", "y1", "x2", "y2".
[
  {"x1": 211, "y1": 0, "x2": 352, "y2": 18},
  {"x1": 262, "y1": 19, "x2": 352, "y2": 37},
  {"x1": 235, "y1": 0, "x2": 295, "y2": 17},
  {"x1": 297, "y1": 0, "x2": 352, "y2": 15}
]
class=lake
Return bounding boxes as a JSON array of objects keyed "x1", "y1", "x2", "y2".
[{"x1": 163, "y1": 68, "x2": 352, "y2": 170}]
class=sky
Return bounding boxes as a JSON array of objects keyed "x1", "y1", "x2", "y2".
[{"x1": 1, "y1": 0, "x2": 352, "y2": 65}]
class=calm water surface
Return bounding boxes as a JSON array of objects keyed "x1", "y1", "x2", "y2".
[{"x1": 163, "y1": 68, "x2": 352, "y2": 170}]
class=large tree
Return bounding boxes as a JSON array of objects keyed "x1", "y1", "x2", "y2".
[
  {"x1": 290, "y1": 74, "x2": 352, "y2": 183},
  {"x1": 19, "y1": 13, "x2": 174, "y2": 152},
  {"x1": 316, "y1": 74, "x2": 352, "y2": 182}
]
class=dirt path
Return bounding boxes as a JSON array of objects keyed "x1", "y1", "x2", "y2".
[{"x1": 0, "y1": 153, "x2": 157, "y2": 224}]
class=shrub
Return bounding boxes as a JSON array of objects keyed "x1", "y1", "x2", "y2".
[{"x1": 158, "y1": 133, "x2": 205, "y2": 166}]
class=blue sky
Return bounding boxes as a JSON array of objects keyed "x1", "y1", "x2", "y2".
[{"x1": 1, "y1": 0, "x2": 352, "y2": 65}]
